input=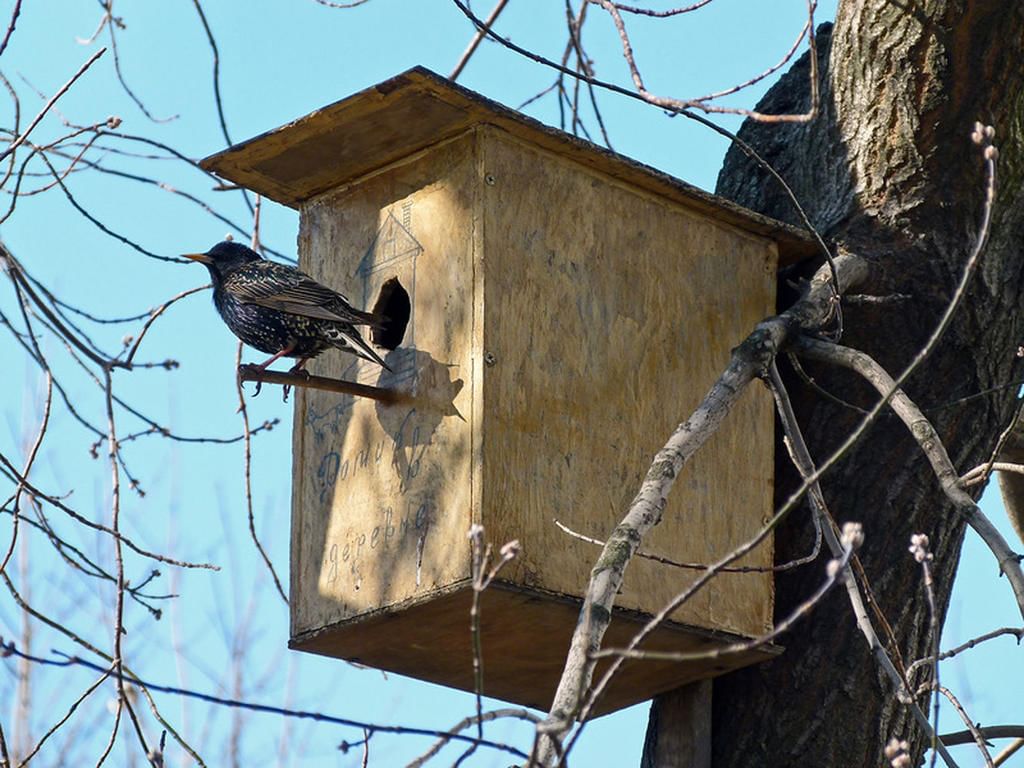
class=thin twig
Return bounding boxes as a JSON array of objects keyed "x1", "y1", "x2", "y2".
[
  {"x1": 0, "y1": 642, "x2": 532, "y2": 761},
  {"x1": 456, "y1": 529, "x2": 519, "y2": 766},
  {"x1": 234, "y1": 343, "x2": 289, "y2": 605},
  {"x1": 553, "y1": 517, "x2": 821, "y2": 573},
  {"x1": 592, "y1": 541, "x2": 852, "y2": 662},
  {"x1": 16, "y1": 664, "x2": 114, "y2": 766},
  {"x1": 0, "y1": 453, "x2": 219, "y2": 569},
  {"x1": 0, "y1": 0, "x2": 22, "y2": 58},
  {"x1": 123, "y1": 285, "x2": 209, "y2": 367},
  {"x1": 190, "y1": 0, "x2": 254, "y2": 215},
  {"x1": 940, "y1": 727, "x2": 1024, "y2": 746},
  {"x1": 962, "y1": 461, "x2": 1024, "y2": 485},
  {"x1": 994, "y1": 738, "x2": 1024, "y2": 766},
  {"x1": 0, "y1": 47, "x2": 107, "y2": 163},
  {"x1": 593, "y1": 0, "x2": 819, "y2": 122},
  {"x1": 407, "y1": 709, "x2": 539, "y2": 768},
  {"x1": 104, "y1": 1, "x2": 177, "y2": 123},
  {"x1": 906, "y1": 627, "x2": 1024, "y2": 678},
  {"x1": 933, "y1": 686, "x2": 993, "y2": 767},
  {"x1": 450, "y1": 0, "x2": 511, "y2": 81},
  {"x1": 311, "y1": 0, "x2": 372, "y2": 7},
  {"x1": 34, "y1": 150, "x2": 181, "y2": 261},
  {"x1": 909, "y1": 535, "x2": 942, "y2": 768},
  {"x1": 586, "y1": 0, "x2": 714, "y2": 17},
  {"x1": 0, "y1": 373, "x2": 51, "y2": 576}
]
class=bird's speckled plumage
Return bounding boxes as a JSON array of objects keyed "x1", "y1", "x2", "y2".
[{"x1": 186, "y1": 241, "x2": 389, "y2": 370}]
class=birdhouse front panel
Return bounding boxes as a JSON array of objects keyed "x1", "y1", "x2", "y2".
[
  {"x1": 477, "y1": 128, "x2": 775, "y2": 638},
  {"x1": 290, "y1": 135, "x2": 478, "y2": 638}
]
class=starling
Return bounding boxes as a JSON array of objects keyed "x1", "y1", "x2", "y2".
[{"x1": 184, "y1": 240, "x2": 390, "y2": 372}]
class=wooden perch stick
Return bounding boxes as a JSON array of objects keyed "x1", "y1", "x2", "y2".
[{"x1": 237, "y1": 366, "x2": 415, "y2": 406}]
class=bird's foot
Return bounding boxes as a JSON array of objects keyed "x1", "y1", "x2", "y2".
[
  {"x1": 282, "y1": 364, "x2": 310, "y2": 403},
  {"x1": 236, "y1": 364, "x2": 264, "y2": 399}
]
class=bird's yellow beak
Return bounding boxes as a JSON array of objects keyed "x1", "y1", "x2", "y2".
[{"x1": 183, "y1": 252, "x2": 213, "y2": 265}]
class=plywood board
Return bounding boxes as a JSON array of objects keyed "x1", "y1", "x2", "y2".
[
  {"x1": 479, "y1": 128, "x2": 775, "y2": 637},
  {"x1": 291, "y1": 583, "x2": 779, "y2": 717},
  {"x1": 290, "y1": 135, "x2": 477, "y2": 638}
]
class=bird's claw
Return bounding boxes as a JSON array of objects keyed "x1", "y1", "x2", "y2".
[
  {"x1": 282, "y1": 367, "x2": 310, "y2": 403},
  {"x1": 236, "y1": 364, "x2": 263, "y2": 398}
]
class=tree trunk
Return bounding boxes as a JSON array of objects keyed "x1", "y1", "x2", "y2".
[{"x1": 645, "y1": 2, "x2": 1024, "y2": 765}]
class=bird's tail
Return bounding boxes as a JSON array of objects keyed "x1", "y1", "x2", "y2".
[
  {"x1": 326, "y1": 324, "x2": 392, "y2": 371},
  {"x1": 347, "y1": 306, "x2": 389, "y2": 330}
]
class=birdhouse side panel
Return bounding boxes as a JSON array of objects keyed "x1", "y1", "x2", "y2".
[
  {"x1": 291, "y1": 136, "x2": 478, "y2": 638},
  {"x1": 479, "y1": 129, "x2": 774, "y2": 637}
]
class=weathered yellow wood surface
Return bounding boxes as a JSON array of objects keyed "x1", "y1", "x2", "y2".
[
  {"x1": 479, "y1": 128, "x2": 775, "y2": 637},
  {"x1": 290, "y1": 135, "x2": 477, "y2": 639}
]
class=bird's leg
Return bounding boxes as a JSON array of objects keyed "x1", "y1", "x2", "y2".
[
  {"x1": 252, "y1": 342, "x2": 297, "y2": 372},
  {"x1": 237, "y1": 342, "x2": 297, "y2": 399},
  {"x1": 282, "y1": 357, "x2": 311, "y2": 403}
]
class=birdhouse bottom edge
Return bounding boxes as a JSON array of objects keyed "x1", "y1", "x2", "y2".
[{"x1": 288, "y1": 582, "x2": 781, "y2": 717}]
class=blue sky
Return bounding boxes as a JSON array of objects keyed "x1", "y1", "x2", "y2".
[{"x1": 1, "y1": 1, "x2": 1020, "y2": 766}]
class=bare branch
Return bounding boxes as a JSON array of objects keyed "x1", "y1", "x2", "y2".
[
  {"x1": 0, "y1": 642, "x2": 533, "y2": 761},
  {"x1": 995, "y1": 738, "x2": 1024, "y2": 766},
  {"x1": 933, "y1": 686, "x2": 994, "y2": 768},
  {"x1": 450, "y1": 0, "x2": 511, "y2": 81},
  {"x1": 311, "y1": 0, "x2": 373, "y2": 7},
  {"x1": 586, "y1": 0, "x2": 714, "y2": 17},
  {"x1": 592, "y1": 541, "x2": 852, "y2": 663},
  {"x1": 554, "y1": 517, "x2": 821, "y2": 573},
  {"x1": 0, "y1": 373, "x2": 51, "y2": 576},
  {"x1": 235, "y1": 342, "x2": 289, "y2": 606},
  {"x1": 408, "y1": 708, "x2": 538, "y2": 768},
  {"x1": 797, "y1": 337, "x2": 1024, "y2": 620},
  {"x1": 592, "y1": 0, "x2": 819, "y2": 122},
  {"x1": 17, "y1": 665, "x2": 114, "y2": 766},
  {"x1": 907, "y1": 627, "x2": 1024, "y2": 678},
  {"x1": 938, "y1": 726, "x2": 1024, "y2": 747},
  {"x1": 0, "y1": 0, "x2": 22, "y2": 58},
  {"x1": 766, "y1": 363, "x2": 955, "y2": 766},
  {"x1": 0, "y1": 47, "x2": 107, "y2": 163}
]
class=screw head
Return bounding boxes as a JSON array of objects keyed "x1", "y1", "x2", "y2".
[
  {"x1": 484, "y1": 352, "x2": 497, "y2": 367},
  {"x1": 484, "y1": 173, "x2": 496, "y2": 186}
]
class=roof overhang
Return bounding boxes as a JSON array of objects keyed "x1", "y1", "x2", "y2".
[{"x1": 200, "y1": 67, "x2": 817, "y2": 266}]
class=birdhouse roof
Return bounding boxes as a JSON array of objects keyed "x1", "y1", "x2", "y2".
[{"x1": 200, "y1": 67, "x2": 816, "y2": 265}]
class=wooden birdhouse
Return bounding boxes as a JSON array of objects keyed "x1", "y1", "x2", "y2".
[{"x1": 201, "y1": 68, "x2": 815, "y2": 716}]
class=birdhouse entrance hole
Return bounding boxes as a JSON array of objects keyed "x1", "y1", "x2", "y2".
[{"x1": 371, "y1": 276, "x2": 410, "y2": 350}]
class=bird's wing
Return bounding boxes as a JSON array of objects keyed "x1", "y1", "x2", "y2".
[{"x1": 226, "y1": 262, "x2": 379, "y2": 326}]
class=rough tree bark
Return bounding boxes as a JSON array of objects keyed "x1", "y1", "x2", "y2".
[{"x1": 643, "y1": 2, "x2": 1024, "y2": 766}]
